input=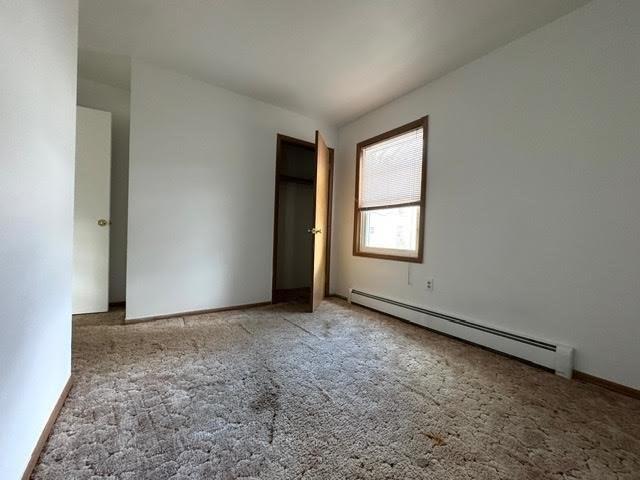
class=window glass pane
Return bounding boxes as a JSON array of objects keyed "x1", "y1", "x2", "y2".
[{"x1": 361, "y1": 206, "x2": 419, "y2": 254}]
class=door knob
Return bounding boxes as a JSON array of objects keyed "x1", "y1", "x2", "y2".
[
  {"x1": 307, "y1": 227, "x2": 322, "y2": 235},
  {"x1": 97, "y1": 219, "x2": 110, "y2": 226}
]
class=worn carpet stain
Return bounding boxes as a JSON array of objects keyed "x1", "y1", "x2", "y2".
[
  {"x1": 32, "y1": 299, "x2": 640, "y2": 479},
  {"x1": 425, "y1": 432, "x2": 447, "y2": 447}
]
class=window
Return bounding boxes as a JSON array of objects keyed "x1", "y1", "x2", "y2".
[{"x1": 353, "y1": 117, "x2": 428, "y2": 262}]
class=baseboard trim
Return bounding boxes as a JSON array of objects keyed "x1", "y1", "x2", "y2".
[
  {"x1": 574, "y1": 371, "x2": 640, "y2": 400},
  {"x1": 22, "y1": 375, "x2": 73, "y2": 480},
  {"x1": 126, "y1": 301, "x2": 272, "y2": 324},
  {"x1": 338, "y1": 295, "x2": 639, "y2": 400},
  {"x1": 327, "y1": 293, "x2": 348, "y2": 301},
  {"x1": 346, "y1": 296, "x2": 555, "y2": 372}
]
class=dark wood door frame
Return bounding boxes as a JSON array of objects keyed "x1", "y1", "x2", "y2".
[{"x1": 271, "y1": 133, "x2": 334, "y2": 305}]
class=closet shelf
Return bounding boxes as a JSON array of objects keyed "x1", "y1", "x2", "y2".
[{"x1": 278, "y1": 174, "x2": 313, "y2": 185}]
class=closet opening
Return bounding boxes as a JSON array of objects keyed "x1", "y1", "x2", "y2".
[{"x1": 271, "y1": 134, "x2": 333, "y2": 309}]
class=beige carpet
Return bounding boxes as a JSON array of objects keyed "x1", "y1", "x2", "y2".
[{"x1": 33, "y1": 299, "x2": 640, "y2": 479}]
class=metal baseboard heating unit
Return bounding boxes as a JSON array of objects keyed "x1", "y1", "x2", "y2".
[{"x1": 348, "y1": 288, "x2": 574, "y2": 378}]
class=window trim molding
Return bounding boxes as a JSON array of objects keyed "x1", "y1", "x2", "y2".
[{"x1": 352, "y1": 116, "x2": 428, "y2": 263}]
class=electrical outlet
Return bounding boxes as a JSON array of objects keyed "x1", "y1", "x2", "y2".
[{"x1": 426, "y1": 279, "x2": 434, "y2": 291}]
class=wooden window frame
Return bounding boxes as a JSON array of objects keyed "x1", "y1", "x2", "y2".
[{"x1": 352, "y1": 116, "x2": 428, "y2": 263}]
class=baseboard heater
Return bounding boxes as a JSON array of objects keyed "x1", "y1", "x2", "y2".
[{"x1": 348, "y1": 288, "x2": 573, "y2": 378}]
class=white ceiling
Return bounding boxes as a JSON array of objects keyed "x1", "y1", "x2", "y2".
[{"x1": 79, "y1": 0, "x2": 590, "y2": 125}]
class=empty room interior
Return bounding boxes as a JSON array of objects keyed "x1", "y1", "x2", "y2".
[{"x1": 2, "y1": 1, "x2": 640, "y2": 479}]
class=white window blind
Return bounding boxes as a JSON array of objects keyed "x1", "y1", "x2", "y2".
[{"x1": 359, "y1": 127, "x2": 423, "y2": 209}]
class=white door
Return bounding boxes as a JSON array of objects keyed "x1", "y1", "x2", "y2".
[{"x1": 73, "y1": 106, "x2": 112, "y2": 314}]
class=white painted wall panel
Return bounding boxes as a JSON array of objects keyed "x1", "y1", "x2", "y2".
[
  {"x1": 126, "y1": 62, "x2": 336, "y2": 319},
  {"x1": 0, "y1": 1, "x2": 78, "y2": 477},
  {"x1": 333, "y1": 0, "x2": 640, "y2": 389}
]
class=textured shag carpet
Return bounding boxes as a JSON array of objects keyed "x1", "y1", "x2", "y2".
[{"x1": 33, "y1": 299, "x2": 640, "y2": 479}]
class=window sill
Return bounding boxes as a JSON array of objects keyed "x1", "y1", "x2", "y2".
[{"x1": 353, "y1": 250, "x2": 423, "y2": 263}]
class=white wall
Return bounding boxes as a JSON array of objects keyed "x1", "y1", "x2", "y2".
[
  {"x1": 77, "y1": 77, "x2": 130, "y2": 303},
  {"x1": 126, "y1": 61, "x2": 336, "y2": 320},
  {"x1": 0, "y1": 1, "x2": 78, "y2": 478},
  {"x1": 333, "y1": 0, "x2": 640, "y2": 389}
]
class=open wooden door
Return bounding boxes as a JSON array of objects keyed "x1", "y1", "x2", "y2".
[{"x1": 309, "y1": 131, "x2": 330, "y2": 311}]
